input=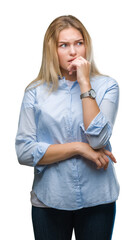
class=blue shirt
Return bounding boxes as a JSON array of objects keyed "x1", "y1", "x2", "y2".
[{"x1": 15, "y1": 75, "x2": 120, "y2": 210}]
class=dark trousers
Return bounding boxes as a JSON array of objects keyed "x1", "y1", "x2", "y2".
[{"x1": 32, "y1": 202, "x2": 116, "y2": 240}]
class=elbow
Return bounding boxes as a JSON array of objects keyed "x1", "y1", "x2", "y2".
[
  {"x1": 17, "y1": 153, "x2": 33, "y2": 167},
  {"x1": 16, "y1": 151, "x2": 28, "y2": 166},
  {"x1": 15, "y1": 137, "x2": 37, "y2": 167},
  {"x1": 87, "y1": 125, "x2": 112, "y2": 149},
  {"x1": 88, "y1": 137, "x2": 109, "y2": 149},
  {"x1": 17, "y1": 155, "x2": 23, "y2": 165},
  {"x1": 15, "y1": 145, "x2": 24, "y2": 165},
  {"x1": 15, "y1": 144, "x2": 25, "y2": 165},
  {"x1": 15, "y1": 144, "x2": 34, "y2": 167},
  {"x1": 17, "y1": 154, "x2": 26, "y2": 166}
]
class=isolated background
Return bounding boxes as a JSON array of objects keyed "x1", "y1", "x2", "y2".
[{"x1": 0, "y1": 0, "x2": 134, "y2": 239}]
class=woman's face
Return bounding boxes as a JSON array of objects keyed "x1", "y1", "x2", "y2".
[{"x1": 57, "y1": 27, "x2": 86, "y2": 79}]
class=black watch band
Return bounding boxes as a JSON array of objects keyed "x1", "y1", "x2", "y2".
[{"x1": 80, "y1": 89, "x2": 96, "y2": 99}]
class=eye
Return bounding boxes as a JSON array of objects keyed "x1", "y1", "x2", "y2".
[
  {"x1": 77, "y1": 41, "x2": 83, "y2": 46},
  {"x1": 59, "y1": 43, "x2": 67, "y2": 48}
]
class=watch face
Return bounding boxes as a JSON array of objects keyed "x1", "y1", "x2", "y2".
[{"x1": 90, "y1": 89, "x2": 96, "y2": 98}]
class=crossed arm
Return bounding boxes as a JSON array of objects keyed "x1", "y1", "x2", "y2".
[
  {"x1": 38, "y1": 98, "x2": 117, "y2": 170},
  {"x1": 16, "y1": 58, "x2": 119, "y2": 171},
  {"x1": 38, "y1": 58, "x2": 118, "y2": 170}
]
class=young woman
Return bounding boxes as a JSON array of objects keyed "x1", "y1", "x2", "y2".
[{"x1": 15, "y1": 15, "x2": 120, "y2": 240}]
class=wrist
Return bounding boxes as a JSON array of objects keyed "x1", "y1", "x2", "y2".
[
  {"x1": 72, "y1": 142, "x2": 83, "y2": 155},
  {"x1": 79, "y1": 81, "x2": 91, "y2": 93},
  {"x1": 74, "y1": 142, "x2": 88, "y2": 155}
]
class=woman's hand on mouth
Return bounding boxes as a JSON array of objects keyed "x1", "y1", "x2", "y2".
[{"x1": 67, "y1": 56, "x2": 91, "y2": 86}]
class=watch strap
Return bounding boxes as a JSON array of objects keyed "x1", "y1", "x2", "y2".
[
  {"x1": 80, "y1": 89, "x2": 96, "y2": 99},
  {"x1": 80, "y1": 91, "x2": 90, "y2": 99}
]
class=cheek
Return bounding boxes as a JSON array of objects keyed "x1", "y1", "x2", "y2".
[
  {"x1": 57, "y1": 50, "x2": 67, "y2": 66},
  {"x1": 58, "y1": 50, "x2": 63, "y2": 61},
  {"x1": 81, "y1": 46, "x2": 86, "y2": 58}
]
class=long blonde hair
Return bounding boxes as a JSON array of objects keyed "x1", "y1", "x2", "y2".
[{"x1": 26, "y1": 15, "x2": 102, "y2": 91}]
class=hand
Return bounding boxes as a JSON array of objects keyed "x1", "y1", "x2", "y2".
[
  {"x1": 94, "y1": 148, "x2": 117, "y2": 170},
  {"x1": 67, "y1": 56, "x2": 91, "y2": 86},
  {"x1": 78, "y1": 142, "x2": 117, "y2": 170}
]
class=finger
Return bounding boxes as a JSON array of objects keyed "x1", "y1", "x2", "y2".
[
  {"x1": 95, "y1": 159, "x2": 102, "y2": 169},
  {"x1": 77, "y1": 56, "x2": 89, "y2": 63},
  {"x1": 101, "y1": 154, "x2": 109, "y2": 170},
  {"x1": 102, "y1": 154, "x2": 109, "y2": 164},
  {"x1": 67, "y1": 64, "x2": 77, "y2": 74},
  {"x1": 103, "y1": 149, "x2": 117, "y2": 163},
  {"x1": 67, "y1": 59, "x2": 83, "y2": 71},
  {"x1": 69, "y1": 68, "x2": 77, "y2": 75},
  {"x1": 69, "y1": 69, "x2": 76, "y2": 75},
  {"x1": 104, "y1": 161, "x2": 109, "y2": 170},
  {"x1": 97, "y1": 161, "x2": 108, "y2": 170},
  {"x1": 98, "y1": 156, "x2": 106, "y2": 168}
]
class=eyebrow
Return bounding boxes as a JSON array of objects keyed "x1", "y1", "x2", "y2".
[{"x1": 58, "y1": 38, "x2": 84, "y2": 44}]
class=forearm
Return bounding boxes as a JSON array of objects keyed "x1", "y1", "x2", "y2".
[
  {"x1": 81, "y1": 100, "x2": 118, "y2": 149},
  {"x1": 37, "y1": 142, "x2": 80, "y2": 165},
  {"x1": 67, "y1": 58, "x2": 100, "y2": 130},
  {"x1": 80, "y1": 81, "x2": 100, "y2": 130},
  {"x1": 37, "y1": 141, "x2": 116, "y2": 170}
]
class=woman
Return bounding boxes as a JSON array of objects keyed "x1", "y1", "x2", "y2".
[{"x1": 15, "y1": 15, "x2": 120, "y2": 240}]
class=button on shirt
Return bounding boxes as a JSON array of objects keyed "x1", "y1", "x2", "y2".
[{"x1": 15, "y1": 75, "x2": 120, "y2": 210}]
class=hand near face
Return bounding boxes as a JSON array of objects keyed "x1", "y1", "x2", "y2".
[
  {"x1": 67, "y1": 56, "x2": 91, "y2": 86},
  {"x1": 57, "y1": 27, "x2": 91, "y2": 85}
]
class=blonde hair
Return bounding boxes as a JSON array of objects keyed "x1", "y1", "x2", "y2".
[{"x1": 26, "y1": 15, "x2": 102, "y2": 91}]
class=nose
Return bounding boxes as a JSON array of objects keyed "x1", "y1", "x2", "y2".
[{"x1": 69, "y1": 45, "x2": 76, "y2": 56}]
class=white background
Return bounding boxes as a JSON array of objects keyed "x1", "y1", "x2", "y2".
[{"x1": 0, "y1": 0, "x2": 135, "y2": 239}]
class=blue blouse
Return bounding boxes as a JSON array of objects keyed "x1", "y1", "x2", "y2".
[{"x1": 15, "y1": 75, "x2": 120, "y2": 210}]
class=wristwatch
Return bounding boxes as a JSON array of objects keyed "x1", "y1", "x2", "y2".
[{"x1": 80, "y1": 89, "x2": 96, "y2": 99}]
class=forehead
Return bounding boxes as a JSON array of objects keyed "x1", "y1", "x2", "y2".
[{"x1": 58, "y1": 27, "x2": 83, "y2": 42}]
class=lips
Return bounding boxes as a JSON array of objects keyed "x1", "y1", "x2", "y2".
[{"x1": 68, "y1": 57, "x2": 77, "y2": 62}]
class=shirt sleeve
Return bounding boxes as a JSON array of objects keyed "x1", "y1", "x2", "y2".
[
  {"x1": 80, "y1": 78, "x2": 119, "y2": 149},
  {"x1": 15, "y1": 87, "x2": 51, "y2": 174}
]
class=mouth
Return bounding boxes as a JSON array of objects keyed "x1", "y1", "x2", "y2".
[{"x1": 68, "y1": 57, "x2": 77, "y2": 62}]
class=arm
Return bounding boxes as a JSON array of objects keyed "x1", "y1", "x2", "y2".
[
  {"x1": 15, "y1": 87, "x2": 51, "y2": 173},
  {"x1": 38, "y1": 141, "x2": 116, "y2": 170},
  {"x1": 80, "y1": 82, "x2": 100, "y2": 130},
  {"x1": 80, "y1": 80, "x2": 119, "y2": 149},
  {"x1": 81, "y1": 99, "x2": 119, "y2": 149},
  {"x1": 67, "y1": 56, "x2": 100, "y2": 128},
  {"x1": 38, "y1": 142, "x2": 79, "y2": 165},
  {"x1": 67, "y1": 57, "x2": 119, "y2": 149},
  {"x1": 15, "y1": 83, "x2": 116, "y2": 171}
]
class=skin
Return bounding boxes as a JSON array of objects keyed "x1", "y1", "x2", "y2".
[
  {"x1": 57, "y1": 27, "x2": 100, "y2": 128},
  {"x1": 38, "y1": 27, "x2": 117, "y2": 170},
  {"x1": 57, "y1": 27, "x2": 87, "y2": 81}
]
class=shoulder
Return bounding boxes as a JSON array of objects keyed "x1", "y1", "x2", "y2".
[
  {"x1": 23, "y1": 80, "x2": 43, "y2": 106},
  {"x1": 91, "y1": 75, "x2": 119, "y2": 94},
  {"x1": 91, "y1": 75, "x2": 119, "y2": 104},
  {"x1": 91, "y1": 74, "x2": 119, "y2": 88}
]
